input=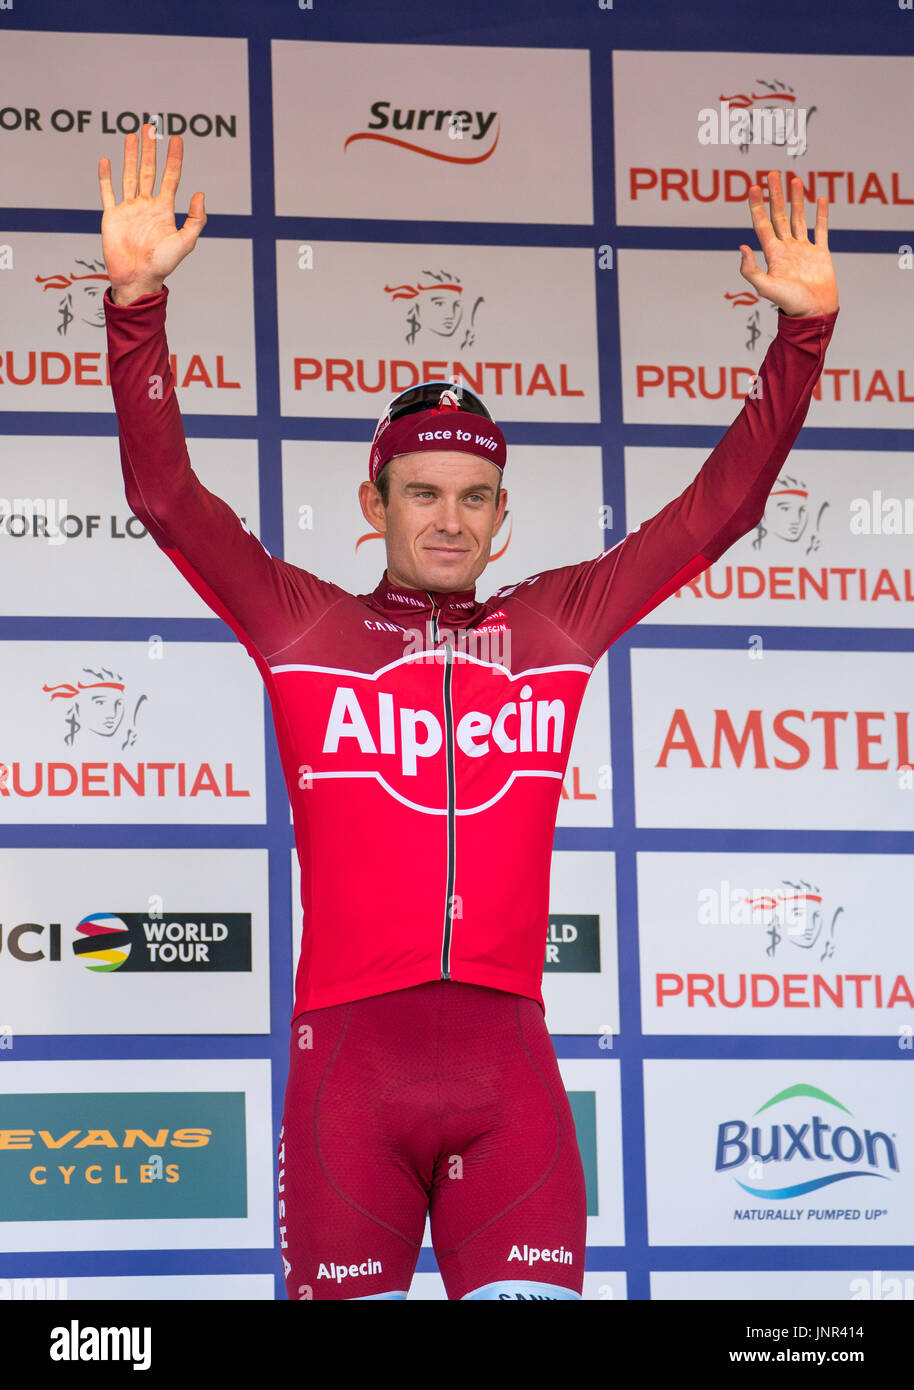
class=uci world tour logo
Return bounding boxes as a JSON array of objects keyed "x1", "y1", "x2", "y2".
[
  {"x1": 75, "y1": 913, "x2": 132, "y2": 971},
  {"x1": 716, "y1": 1083, "x2": 898, "y2": 1199},
  {"x1": 72, "y1": 912, "x2": 252, "y2": 973}
]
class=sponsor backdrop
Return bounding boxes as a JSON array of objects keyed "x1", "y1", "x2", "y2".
[{"x1": 0, "y1": 0, "x2": 910, "y2": 1303}]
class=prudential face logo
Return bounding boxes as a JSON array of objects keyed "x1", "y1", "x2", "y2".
[{"x1": 716, "y1": 1083, "x2": 899, "y2": 1200}]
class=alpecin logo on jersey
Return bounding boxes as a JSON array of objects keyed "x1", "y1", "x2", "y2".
[
  {"x1": 317, "y1": 1258, "x2": 383, "y2": 1285},
  {"x1": 508, "y1": 1243, "x2": 574, "y2": 1268},
  {"x1": 277, "y1": 654, "x2": 589, "y2": 813},
  {"x1": 473, "y1": 608, "x2": 510, "y2": 635}
]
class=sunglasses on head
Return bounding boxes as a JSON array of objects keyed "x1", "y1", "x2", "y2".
[{"x1": 382, "y1": 380, "x2": 494, "y2": 427}]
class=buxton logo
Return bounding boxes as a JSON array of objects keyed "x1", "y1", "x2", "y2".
[
  {"x1": 343, "y1": 102, "x2": 500, "y2": 163},
  {"x1": 715, "y1": 1083, "x2": 898, "y2": 1199}
]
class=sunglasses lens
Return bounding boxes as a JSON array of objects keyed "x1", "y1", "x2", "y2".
[{"x1": 386, "y1": 381, "x2": 492, "y2": 425}]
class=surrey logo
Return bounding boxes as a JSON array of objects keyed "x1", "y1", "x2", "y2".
[{"x1": 344, "y1": 102, "x2": 500, "y2": 164}]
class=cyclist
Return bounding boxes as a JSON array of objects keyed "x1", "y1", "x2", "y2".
[{"x1": 99, "y1": 126, "x2": 838, "y2": 1299}]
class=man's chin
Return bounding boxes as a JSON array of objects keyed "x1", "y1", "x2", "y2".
[{"x1": 416, "y1": 552, "x2": 477, "y2": 591}]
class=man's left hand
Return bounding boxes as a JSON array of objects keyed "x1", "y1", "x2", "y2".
[{"x1": 739, "y1": 170, "x2": 838, "y2": 318}]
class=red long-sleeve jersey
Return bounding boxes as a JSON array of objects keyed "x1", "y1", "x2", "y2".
[{"x1": 104, "y1": 285, "x2": 836, "y2": 1016}]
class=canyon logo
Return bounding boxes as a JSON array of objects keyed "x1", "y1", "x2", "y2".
[
  {"x1": 343, "y1": 101, "x2": 500, "y2": 164},
  {"x1": 715, "y1": 1082, "x2": 898, "y2": 1199}
]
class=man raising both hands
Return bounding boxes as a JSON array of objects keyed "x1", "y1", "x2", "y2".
[{"x1": 99, "y1": 126, "x2": 837, "y2": 1299}]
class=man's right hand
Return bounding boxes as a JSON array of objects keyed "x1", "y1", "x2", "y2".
[{"x1": 98, "y1": 123, "x2": 207, "y2": 306}]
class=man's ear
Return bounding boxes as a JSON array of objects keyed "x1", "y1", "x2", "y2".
[{"x1": 358, "y1": 480, "x2": 387, "y2": 533}]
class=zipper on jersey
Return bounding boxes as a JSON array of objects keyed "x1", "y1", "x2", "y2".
[{"x1": 429, "y1": 596, "x2": 457, "y2": 980}]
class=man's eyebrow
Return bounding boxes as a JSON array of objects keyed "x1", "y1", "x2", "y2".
[{"x1": 403, "y1": 480, "x2": 496, "y2": 494}]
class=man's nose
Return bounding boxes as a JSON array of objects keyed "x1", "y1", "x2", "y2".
[{"x1": 435, "y1": 503, "x2": 463, "y2": 532}]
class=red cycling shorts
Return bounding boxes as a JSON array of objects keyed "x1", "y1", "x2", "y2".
[{"x1": 276, "y1": 979, "x2": 587, "y2": 1300}]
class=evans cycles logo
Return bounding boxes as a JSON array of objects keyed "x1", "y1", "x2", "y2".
[
  {"x1": 0, "y1": 1091, "x2": 246, "y2": 1221},
  {"x1": 715, "y1": 1083, "x2": 898, "y2": 1200}
]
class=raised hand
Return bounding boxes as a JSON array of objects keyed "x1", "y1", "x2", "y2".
[
  {"x1": 98, "y1": 123, "x2": 207, "y2": 305},
  {"x1": 739, "y1": 170, "x2": 838, "y2": 318}
]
